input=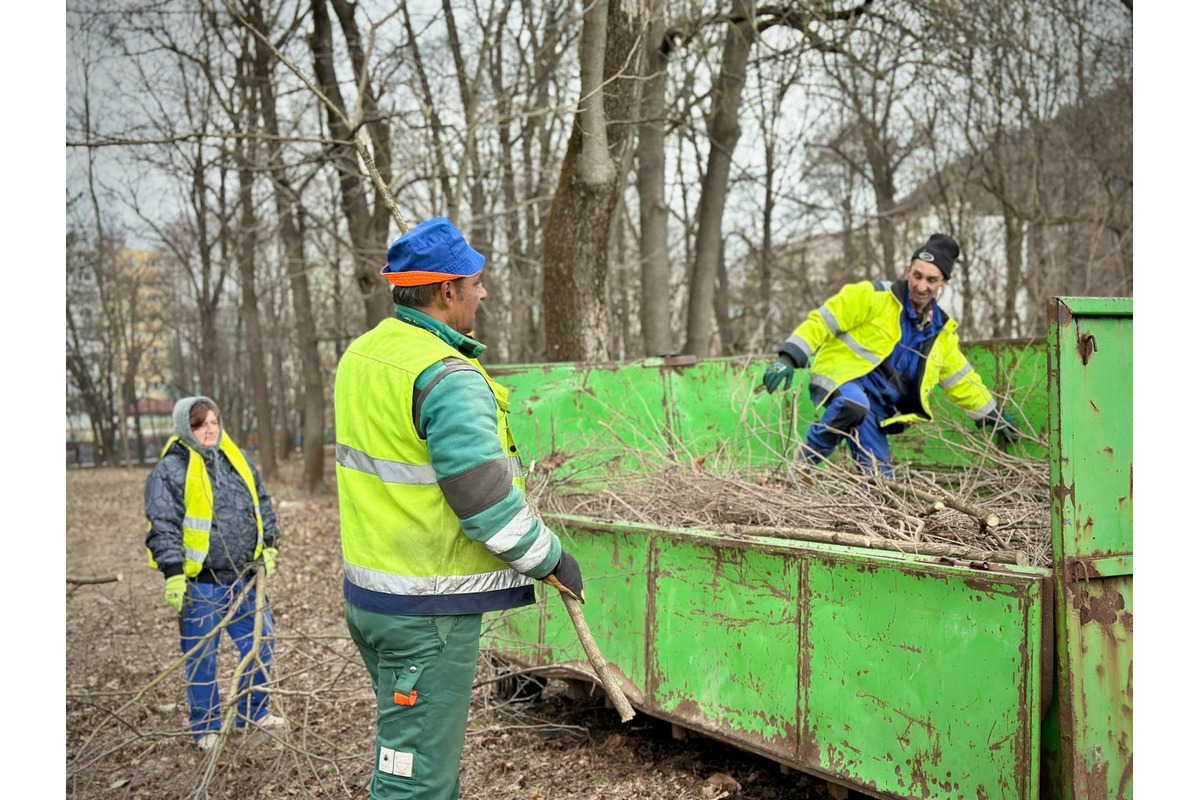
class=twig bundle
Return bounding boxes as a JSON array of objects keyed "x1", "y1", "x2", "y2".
[{"x1": 527, "y1": 416, "x2": 1053, "y2": 568}]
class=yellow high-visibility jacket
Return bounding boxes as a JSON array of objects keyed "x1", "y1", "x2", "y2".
[
  {"x1": 781, "y1": 280, "x2": 998, "y2": 428},
  {"x1": 335, "y1": 315, "x2": 558, "y2": 616},
  {"x1": 145, "y1": 433, "x2": 264, "y2": 577}
]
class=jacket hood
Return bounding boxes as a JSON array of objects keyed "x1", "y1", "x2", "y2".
[{"x1": 173, "y1": 396, "x2": 221, "y2": 454}]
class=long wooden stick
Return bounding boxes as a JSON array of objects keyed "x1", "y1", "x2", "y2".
[
  {"x1": 545, "y1": 577, "x2": 635, "y2": 723},
  {"x1": 560, "y1": 596, "x2": 635, "y2": 722},
  {"x1": 726, "y1": 523, "x2": 1029, "y2": 566},
  {"x1": 880, "y1": 478, "x2": 1002, "y2": 529},
  {"x1": 66, "y1": 574, "x2": 122, "y2": 586}
]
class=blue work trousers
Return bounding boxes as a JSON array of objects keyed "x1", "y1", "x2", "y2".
[
  {"x1": 803, "y1": 379, "x2": 896, "y2": 477},
  {"x1": 180, "y1": 578, "x2": 276, "y2": 738}
]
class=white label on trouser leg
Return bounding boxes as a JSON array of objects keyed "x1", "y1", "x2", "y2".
[{"x1": 378, "y1": 746, "x2": 414, "y2": 777}]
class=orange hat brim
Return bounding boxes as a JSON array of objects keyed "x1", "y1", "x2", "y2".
[{"x1": 380, "y1": 268, "x2": 481, "y2": 287}]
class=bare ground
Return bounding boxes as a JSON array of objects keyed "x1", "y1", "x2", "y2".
[{"x1": 65, "y1": 461, "x2": 844, "y2": 800}]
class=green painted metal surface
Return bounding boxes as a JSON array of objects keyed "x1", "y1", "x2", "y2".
[
  {"x1": 1046, "y1": 298, "x2": 1133, "y2": 799},
  {"x1": 485, "y1": 518, "x2": 1050, "y2": 799},
  {"x1": 480, "y1": 330, "x2": 1133, "y2": 799},
  {"x1": 493, "y1": 339, "x2": 1049, "y2": 478}
]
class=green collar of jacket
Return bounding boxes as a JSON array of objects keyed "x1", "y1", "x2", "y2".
[{"x1": 393, "y1": 305, "x2": 487, "y2": 360}]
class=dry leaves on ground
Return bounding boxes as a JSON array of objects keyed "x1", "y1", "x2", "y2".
[{"x1": 66, "y1": 461, "x2": 854, "y2": 800}]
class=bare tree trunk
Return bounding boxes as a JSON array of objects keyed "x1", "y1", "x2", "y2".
[
  {"x1": 543, "y1": 0, "x2": 647, "y2": 363},
  {"x1": 516, "y1": 3, "x2": 569, "y2": 363},
  {"x1": 1002, "y1": 213, "x2": 1023, "y2": 337},
  {"x1": 683, "y1": 0, "x2": 755, "y2": 357},
  {"x1": 636, "y1": 3, "x2": 671, "y2": 358},
  {"x1": 308, "y1": 0, "x2": 393, "y2": 329},
  {"x1": 714, "y1": 245, "x2": 734, "y2": 355},
  {"x1": 233, "y1": 48, "x2": 277, "y2": 480},
  {"x1": 401, "y1": 2, "x2": 455, "y2": 213},
  {"x1": 439, "y1": 0, "x2": 494, "y2": 349},
  {"x1": 250, "y1": 0, "x2": 327, "y2": 493},
  {"x1": 865, "y1": 136, "x2": 898, "y2": 273}
]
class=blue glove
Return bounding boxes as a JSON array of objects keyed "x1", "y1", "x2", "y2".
[{"x1": 761, "y1": 359, "x2": 795, "y2": 394}]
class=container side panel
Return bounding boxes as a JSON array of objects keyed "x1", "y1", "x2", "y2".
[
  {"x1": 649, "y1": 535, "x2": 801, "y2": 760},
  {"x1": 496, "y1": 345, "x2": 1049, "y2": 478},
  {"x1": 1047, "y1": 298, "x2": 1133, "y2": 800},
  {"x1": 496, "y1": 362, "x2": 670, "y2": 479},
  {"x1": 489, "y1": 516, "x2": 1048, "y2": 800},
  {"x1": 661, "y1": 358, "x2": 810, "y2": 472},
  {"x1": 803, "y1": 556, "x2": 1041, "y2": 799}
]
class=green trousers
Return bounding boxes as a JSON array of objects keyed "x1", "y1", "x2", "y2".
[{"x1": 345, "y1": 603, "x2": 482, "y2": 800}]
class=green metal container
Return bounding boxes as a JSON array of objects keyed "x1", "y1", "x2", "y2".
[
  {"x1": 1045, "y1": 298, "x2": 1133, "y2": 800},
  {"x1": 484, "y1": 299, "x2": 1131, "y2": 800}
]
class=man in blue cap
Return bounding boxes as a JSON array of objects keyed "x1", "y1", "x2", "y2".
[
  {"x1": 333, "y1": 217, "x2": 585, "y2": 800},
  {"x1": 760, "y1": 233, "x2": 1020, "y2": 478}
]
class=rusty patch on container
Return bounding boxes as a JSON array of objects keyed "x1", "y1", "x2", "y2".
[
  {"x1": 1076, "y1": 333, "x2": 1098, "y2": 365},
  {"x1": 1071, "y1": 580, "x2": 1125, "y2": 628},
  {"x1": 1078, "y1": 746, "x2": 1112, "y2": 799},
  {"x1": 662, "y1": 697, "x2": 790, "y2": 753},
  {"x1": 660, "y1": 354, "x2": 699, "y2": 369},
  {"x1": 1039, "y1": 577, "x2": 1056, "y2": 720},
  {"x1": 1052, "y1": 481, "x2": 1075, "y2": 506}
]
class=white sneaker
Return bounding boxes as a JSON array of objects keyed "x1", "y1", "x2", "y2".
[
  {"x1": 196, "y1": 733, "x2": 220, "y2": 751},
  {"x1": 255, "y1": 714, "x2": 288, "y2": 731}
]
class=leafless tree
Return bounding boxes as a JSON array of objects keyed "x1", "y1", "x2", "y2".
[
  {"x1": 543, "y1": 0, "x2": 649, "y2": 363},
  {"x1": 307, "y1": 0, "x2": 400, "y2": 329}
]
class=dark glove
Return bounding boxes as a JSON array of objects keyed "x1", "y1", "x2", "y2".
[
  {"x1": 761, "y1": 358, "x2": 795, "y2": 394},
  {"x1": 544, "y1": 551, "x2": 585, "y2": 604},
  {"x1": 977, "y1": 410, "x2": 1019, "y2": 445}
]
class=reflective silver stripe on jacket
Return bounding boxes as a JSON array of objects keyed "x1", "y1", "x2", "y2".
[
  {"x1": 836, "y1": 332, "x2": 882, "y2": 366},
  {"x1": 504, "y1": 456, "x2": 524, "y2": 478},
  {"x1": 336, "y1": 443, "x2": 437, "y2": 485},
  {"x1": 483, "y1": 507, "x2": 553, "y2": 574},
  {"x1": 939, "y1": 363, "x2": 974, "y2": 390},
  {"x1": 817, "y1": 305, "x2": 882, "y2": 365},
  {"x1": 343, "y1": 562, "x2": 533, "y2": 595},
  {"x1": 817, "y1": 305, "x2": 842, "y2": 335},
  {"x1": 182, "y1": 516, "x2": 211, "y2": 532},
  {"x1": 810, "y1": 373, "x2": 838, "y2": 396},
  {"x1": 184, "y1": 546, "x2": 207, "y2": 563},
  {"x1": 783, "y1": 334, "x2": 813, "y2": 361},
  {"x1": 966, "y1": 397, "x2": 997, "y2": 420},
  {"x1": 337, "y1": 443, "x2": 521, "y2": 487}
]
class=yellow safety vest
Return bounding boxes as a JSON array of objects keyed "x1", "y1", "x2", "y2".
[
  {"x1": 789, "y1": 280, "x2": 997, "y2": 426},
  {"x1": 146, "y1": 433, "x2": 264, "y2": 576},
  {"x1": 334, "y1": 317, "x2": 530, "y2": 600}
]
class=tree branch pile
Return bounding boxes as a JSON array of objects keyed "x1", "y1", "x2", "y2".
[{"x1": 528, "y1": 419, "x2": 1053, "y2": 569}]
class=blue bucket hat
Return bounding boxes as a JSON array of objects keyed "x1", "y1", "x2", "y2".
[{"x1": 380, "y1": 217, "x2": 485, "y2": 287}]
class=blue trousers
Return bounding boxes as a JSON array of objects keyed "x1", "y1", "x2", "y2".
[
  {"x1": 803, "y1": 379, "x2": 895, "y2": 477},
  {"x1": 180, "y1": 578, "x2": 276, "y2": 738}
]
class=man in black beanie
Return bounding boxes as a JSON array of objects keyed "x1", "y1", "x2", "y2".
[{"x1": 760, "y1": 233, "x2": 1019, "y2": 477}]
